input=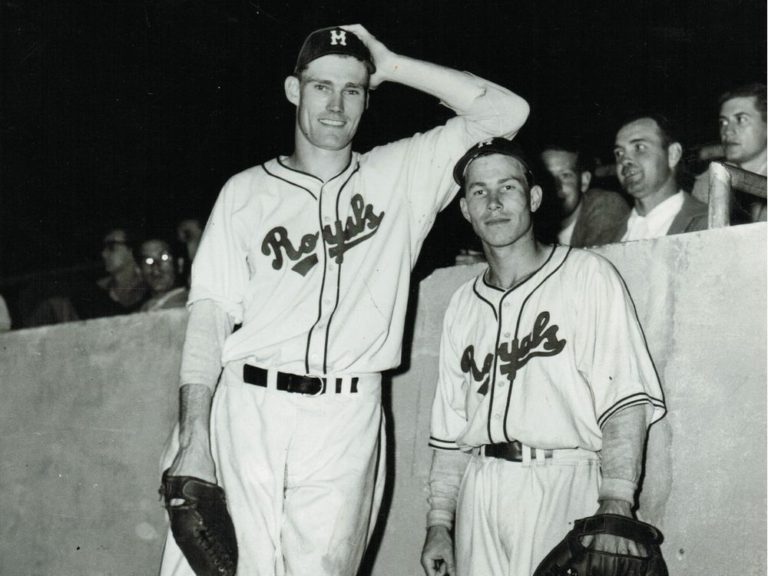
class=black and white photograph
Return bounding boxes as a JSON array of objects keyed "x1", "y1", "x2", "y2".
[{"x1": 0, "y1": 1, "x2": 765, "y2": 575}]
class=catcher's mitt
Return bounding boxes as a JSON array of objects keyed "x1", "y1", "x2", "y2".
[
  {"x1": 533, "y1": 514, "x2": 668, "y2": 576},
  {"x1": 160, "y1": 471, "x2": 238, "y2": 576}
]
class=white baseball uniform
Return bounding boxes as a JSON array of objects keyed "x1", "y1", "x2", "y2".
[
  {"x1": 429, "y1": 245, "x2": 666, "y2": 576},
  {"x1": 159, "y1": 77, "x2": 525, "y2": 576}
]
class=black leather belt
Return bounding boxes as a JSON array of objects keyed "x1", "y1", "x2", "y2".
[
  {"x1": 243, "y1": 364, "x2": 358, "y2": 396},
  {"x1": 483, "y1": 440, "x2": 552, "y2": 462}
]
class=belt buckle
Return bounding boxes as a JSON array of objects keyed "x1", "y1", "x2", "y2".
[{"x1": 303, "y1": 375, "x2": 325, "y2": 396}]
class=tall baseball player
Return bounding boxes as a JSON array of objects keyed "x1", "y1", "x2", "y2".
[
  {"x1": 420, "y1": 139, "x2": 667, "y2": 576},
  {"x1": 159, "y1": 26, "x2": 530, "y2": 576}
]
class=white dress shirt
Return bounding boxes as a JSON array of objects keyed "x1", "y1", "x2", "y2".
[{"x1": 622, "y1": 190, "x2": 685, "y2": 241}]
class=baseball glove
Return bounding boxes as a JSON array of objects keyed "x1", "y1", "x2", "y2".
[
  {"x1": 160, "y1": 471, "x2": 238, "y2": 576},
  {"x1": 533, "y1": 514, "x2": 668, "y2": 576}
]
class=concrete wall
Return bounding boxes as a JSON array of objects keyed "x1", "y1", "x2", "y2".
[{"x1": 0, "y1": 224, "x2": 764, "y2": 575}]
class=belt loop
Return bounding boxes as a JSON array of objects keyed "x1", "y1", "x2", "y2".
[
  {"x1": 522, "y1": 444, "x2": 531, "y2": 464},
  {"x1": 268, "y1": 369, "x2": 278, "y2": 389},
  {"x1": 536, "y1": 447, "x2": 545, "y2": 462}
]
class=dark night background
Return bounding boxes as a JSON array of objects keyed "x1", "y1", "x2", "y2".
[{"x1": 1, "y1": 0, "x2": 765, "y2": 289}]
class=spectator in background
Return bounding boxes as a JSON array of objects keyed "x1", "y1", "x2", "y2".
[
  {"x1": 138, "y1": 238, "x2": 188, "y2": 312},
  {"x1": 540, "y1": 144, "x2": 630, "y2": 246},
  {"x1": 613, "y1": 113, "x2": 708, "y2": 241},
  {"x1": 176, "y1": 218, "x2": 203, "y2": 287},
  {"x1": 693, "y1": 83, "x2": 767, "y2": 222},
  {"x1": 71, "y1": 227, "x2": 148, "y2": 319}
]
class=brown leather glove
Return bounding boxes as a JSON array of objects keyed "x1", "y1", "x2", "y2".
[
  {"x1": 533, "y1": 514, "x2": 668, "y2": 576},
  {"x1": 160, "y1": 471, "x2": 238, "y2": 576}
]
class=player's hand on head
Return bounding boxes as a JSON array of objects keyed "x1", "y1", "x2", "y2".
[
  {"x1": 339, "y1": 24, "x2": 393, "y2": 89},
  {"x1": 421, "y1": 525, "x2": 456, "y2": 576}
]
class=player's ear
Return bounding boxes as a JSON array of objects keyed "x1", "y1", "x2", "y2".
[
  {"x1": 285, "y1": 75, "x2": 300, "y2": 106},
  {"x1": 667, "y1": 142, "x2": 683, "y2": 169},
  {"x1": 459, "y1": 196, "x2": 471, "y2": 223},
  {"x1": 529, "y1": 185, "x2": 543, "y2": 213},
  {"x1": 580, "y1": 171, "x2": 592, "y2": 193}
]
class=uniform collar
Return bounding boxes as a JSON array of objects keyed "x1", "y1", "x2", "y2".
[
  {"x1": 265, "y1": 153, "x2": 359, "y2": 187},
  {"x1": 472, "y1": 244, "x2": 569, "y2": 306}
]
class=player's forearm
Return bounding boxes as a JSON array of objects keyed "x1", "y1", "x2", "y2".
[
  {"x1": 599, "y1": 404, "x2": 652, "y2": 504},
  {"x1": 177, "y1": 383, "x2": 214, "y2": 449},
  {"x1": 426, "y1": 449, "x2": 471, "y2": 529},
  {"x1": 180, "y1": 299, "x2": 233, "y2": 390},
  {"x1": 380, "y1": 53, "x2": 529, "y2": 134}
]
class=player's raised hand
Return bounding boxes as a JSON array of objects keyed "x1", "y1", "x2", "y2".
[
  {"x1": 421, "y1": 525, "x2": 456, "y2": 576},
  {"x1": 339, "y1": 24, "x2": 394, "y2": 89}
]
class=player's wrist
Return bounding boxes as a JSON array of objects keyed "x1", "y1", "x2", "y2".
[
  {"x1": 426, "y1": 510, "x2": 454, "y2": 530},
  {"x1": 598, "y1": 477, "x2": 637, "y2": 505}
]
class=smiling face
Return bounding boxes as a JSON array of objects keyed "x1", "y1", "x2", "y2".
[
  {"x1": 719, "y1": 96, "x2": 767, "y2": 168},
  {"x1": 285, "y1": 54, "x2": 369, "y2": 153},
  {"x1": 459, "y1": 154, "x2": 542, "y2": 250},
  {"x1": 541, "y1": 149, "x2": 591, "y2": 217},
  {"x1": 614, "y1": 118, "x2": 681, "y2": 202}
]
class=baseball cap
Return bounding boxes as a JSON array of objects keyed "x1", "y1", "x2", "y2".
[
  {"x1": 294, "y1": 26, "x2": 376, "y2": 75},
  {"x1": 453, "y1": 137, "x2": 535, "y2": 188}
]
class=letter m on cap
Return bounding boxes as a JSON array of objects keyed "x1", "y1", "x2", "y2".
[{"x1": 330, "y1": 29, "x2": 347, "y2": 46}]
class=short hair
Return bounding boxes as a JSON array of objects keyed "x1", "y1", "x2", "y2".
[
  {"x1": 617, "y1": 112, "x2": 680, "y2": 149},
  {"x1": 540, "y1": 143, "x2": 594, "y2": 174},
  {"x1": 718, "y1": 83, "x2": 767, "y2": 122},
  {"x1": 104, "y1": 225, "x2": 141, "y2": 250}
]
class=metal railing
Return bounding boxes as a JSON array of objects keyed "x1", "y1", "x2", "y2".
[{"x1": 707, "y1": 162, "x2": 767, "y2": 228}]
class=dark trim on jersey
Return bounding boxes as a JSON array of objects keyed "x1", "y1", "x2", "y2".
[
  {"x1": 501, "y1": 246, "x2": 571, "y2": 442},
  {"x1": 276, "y1": 154, "x2": 354, "y2": 186},
  {"x1": 484, "y1": 245, "x2": 562, "y2": 443},
  {"x1": 615, "y1": 265, "x2": 668, "y2": 413},
  {"x1": 472, "y1": 276, "x2": 497, "y2": 321},
  {"x1": 598, "y1": 393, "x2": 666, "y2": 428},
  {"x1": 262, "y1": 163, "x2": 317, "y2": 201},
  {"x1": 429, "y1": 436, "x2": 461, "y2": 450},
  {"x1": 481, "y1": 245, "x2": 557, "y2": 294},
  {"x1": 485, "y1": 290, "x2": 507, "y2": 443},
  {"x1": 322, "y1": 163, "x2": 360, "y2": 373},
  {"x1": 304, "y1": 181, "x2": 331, "y2": 374}
]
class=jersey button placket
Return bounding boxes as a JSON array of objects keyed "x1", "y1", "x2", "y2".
[{"x1": 314, "y1": 183, "x2": 341, "y2": 373}]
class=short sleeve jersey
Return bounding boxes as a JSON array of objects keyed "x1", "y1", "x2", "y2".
[
  {"x1": 430, "y1": 246, "x2": 666, "y2": 452},
  {"x1": 189, "y1": 114, "x2": 509, "y2": 376}
]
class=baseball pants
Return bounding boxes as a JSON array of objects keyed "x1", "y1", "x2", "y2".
[
  {"x1": 455, "y1": 446, "x2": 601, "y2": 576},
  {"x1": 159, "y1": 362, "x2": 386, "y2": 576}
]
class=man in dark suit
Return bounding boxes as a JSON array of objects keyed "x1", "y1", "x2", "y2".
[
  {"x1": 613, "y1": 113, "x2": 708, "y2": 241},
  {"x1": 540, "y1": 144, "x2": 630, "y2": 247}
]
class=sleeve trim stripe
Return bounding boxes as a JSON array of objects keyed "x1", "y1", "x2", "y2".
[
  {"x1": 429, "y1": 436, "x2": 460, "y2": 450},
  {"x1": 598, "y1": 393, "x2": 666, "y2": 427}
]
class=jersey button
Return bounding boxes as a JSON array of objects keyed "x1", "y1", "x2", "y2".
[
  {"x1": 497, "y1": 380, "x2": 506, "y2": 388},
  {"x1": 503, "y1": 332, "x2": 511, "y2": 338}
]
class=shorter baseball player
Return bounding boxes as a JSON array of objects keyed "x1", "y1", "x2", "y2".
[{"x1": 420, "y1": 139, "x2": 667, "y2": 576}]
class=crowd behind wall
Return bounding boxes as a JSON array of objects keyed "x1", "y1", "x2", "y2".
[{"x1": 0, "y1": 83, "x2": 766, "y2": 331}]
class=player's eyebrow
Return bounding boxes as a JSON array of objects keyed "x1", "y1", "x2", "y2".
[{"x1": 468, "y1": 175, "x2": 525, "y2": 188}]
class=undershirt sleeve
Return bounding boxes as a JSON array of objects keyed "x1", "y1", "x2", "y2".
[
  {"x1": 426, "y1": 448, "x2": 471, "y2": 529},
  {"x1": 179, "y1": 299, "x2": 234, "y2": 390}
]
